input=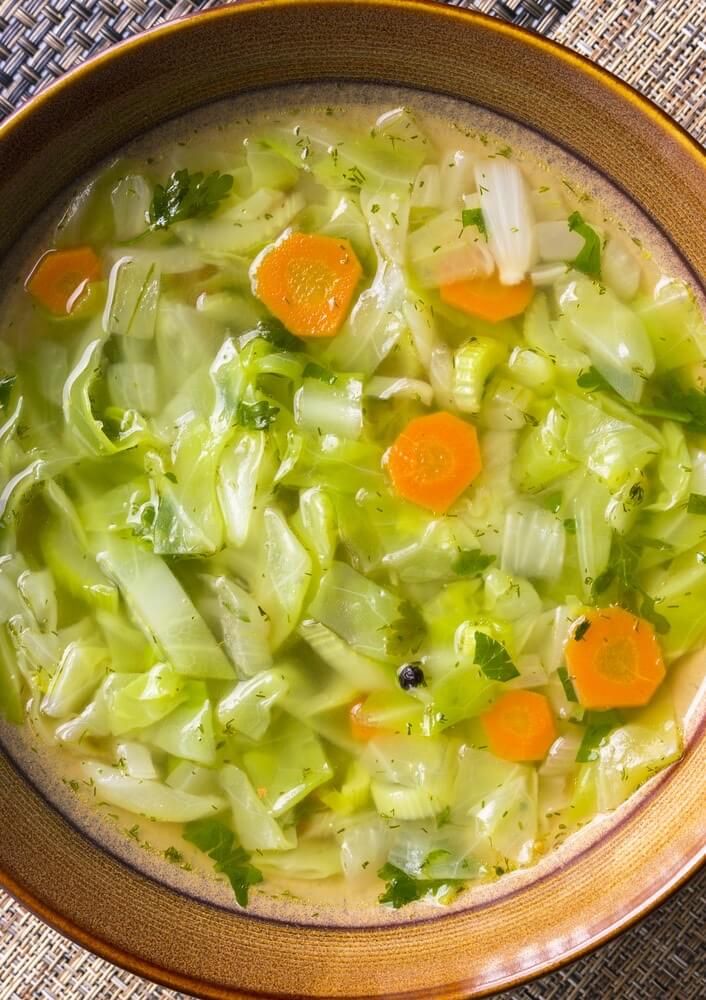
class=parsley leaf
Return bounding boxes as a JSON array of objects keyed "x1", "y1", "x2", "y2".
[
  {"x1": 377, "y1": 863, "x2": 464, "y2": 909},
  {"x1": 183, "y1": 818, "x2": 263, "y2": 907},
  {"x1": 576, "y1": 710, "x2": 622, "y2": 763},
  {"x1": 473, "y1": 632, "x2": 519, "y2": 682},
  {"x1": 568, "y1": 211, "x2": 602, "y2": 277},
  {"x1": 591, "y1": 536, "x2": 670, "y2": 633},
  {"x1": 577, "y1": 366, "x2": 611, "y2": 392},
  {"x1": 0, "y1": 373, "x2": 16, "y2": 408},
  {"x1": 452, "y1": 550, "x2": 495, "y2": 577},
  {"x1": 638, "y1": 593, "x2": 670, "y2": 634},
  {"x1": 540, "y1": 491, "x2": 563, "y2": 513},
  {"x1": 303, "y1": 362, "x2": 337, "y2": 385},
  {"x1": 250, "y1": 317, "x2": 302, "y2": 352},
  {"x1": 385, "y1": 601, "x2": 426, "y2": 658},
  {"x1": 461, "y1": 207, "x2": 487, "y2": 238},
  {"x1": 236, "y1": 400, "x2": 280, "y2": 430},
  {"x1": 687, "y1": 492, "x2": 706, "y2": 515},
  {"x1": 148, "y1": 169, "x2": 233, "y2": 231},
  {"x1": 647, "y1": 375, "x2": 706, "y2": 432}
]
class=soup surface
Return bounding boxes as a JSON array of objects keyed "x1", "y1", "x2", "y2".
[{"x1": 1, "y1": 88, "x2": 705, "y2": 913}]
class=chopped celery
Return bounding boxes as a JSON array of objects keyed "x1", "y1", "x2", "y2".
[
  {"x1": 453, "y1": 337, "x2": 508, "y2": 414},
  {"x1": 501, "y1": 504, "x2": 566, "y2": 581}
]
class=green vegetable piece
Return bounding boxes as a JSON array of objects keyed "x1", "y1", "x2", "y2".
[
  {"x1": 575, "y1": 710, "x2": 622, "y2": 763},
  {"x1": 473, "y1": 632, "x2": 520, "y2": 682},
  {"x1": 183, "y1": 818, "x2": 263, "y2": 907},
  {"x1": 148, "y1": 169, "x2": 233, "y2": 230},
  {"x1": 377, "y1": 863, "x2": 464, "y2": 909},
  {"x1": 302, "y1": 362, "x2": 338, "y2": 385},
  {"x1": 235, "y1": 400, "x2": 280, "y2": 430},
  {"x1": 452, "y1": 550, "x2": 496, "y2": 577},
  {"x1": 687, "y1": 492, "x2": 706, "y2": 515},
  {"x1": 567, "y1": 211, "x2": 601, "y2": 278},
  {"x1": 557, "y1": 665, "x2": 578, "y2": 703},
  {"x1": 461, "y1": 207, "x2": 487, "y2": 238}
]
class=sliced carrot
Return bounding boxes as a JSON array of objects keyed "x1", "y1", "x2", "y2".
[
  {"x1": 253, "y1": 231, "x2": 362, "y2": 338},
  {"x1": 26, "y1": 247, "x2": 102, "y2": 316},
  {"x1": 565, "y1": 607, "x2": 665, "y2": 709},
  {"x1": 349, "y1": 700, "x2": 380, "y2": 742},
  {"x1": 440, "y1": 270, "x2": 534, "y2": 323},
  {"x1": 386, "y1": 411, "x2": 482, "y2": 513},
  {"x1": 481, "y1": 690, "x2": 556, "y2": 762}
]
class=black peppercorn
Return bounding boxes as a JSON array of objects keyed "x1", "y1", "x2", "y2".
[{"x1": 397, "y1": 661, "x2": 426, "y2": 690}]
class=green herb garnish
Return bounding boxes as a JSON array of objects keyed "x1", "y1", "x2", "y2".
[
  {"x1": 591, "y1": 536, "x2": 670, "y2": 634},
  {"x1": 461, "y1": 207, "x2": 487, "y2": 238},
  {"x1": 236, "y1": 400, "x2": 280, "y2": 430},
  {"x1": 568, "y1": 211, "x2": 601, "y2": 278},
  {"x1": 576, "y1": 366, "x2": 611, "y2": 392},
  {"x1": 303, "y1": 362, "x2": 337, "y2": 385},
  {"x1": 385, "y1": 601, "x2": 426, "y2": 657},
  {"x1": 148, "y1": 169, "x2": 233, "y2": 230},
  {"x1": 576, "y1": 710, "x2": 622, "y2": 762},
  {"x1": 473, "y1": 632, "x2": 520, "y2": 682},
  {"x1": 452, "y1": 549, "x2": 495, "y2": 577},
  {"x1": 377, "y1": 863, "x2": 464, "y2": 909},
  {"x1": 183, "y1": 818, "x2": 263, "y2": 907},
  {"x1": 250, "y1": 317, "x2": 302, "y2": 352}
]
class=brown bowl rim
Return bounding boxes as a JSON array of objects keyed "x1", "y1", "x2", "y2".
[{"x1": 0, "y1": 1, "x2": 704, "y2": 997}]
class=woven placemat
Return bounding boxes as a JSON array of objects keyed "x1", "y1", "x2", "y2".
[{"x1": 0, "y1": 1, "x2": 704, "y2": 998}]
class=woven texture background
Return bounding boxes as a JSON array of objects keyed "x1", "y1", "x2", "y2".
[{"x1": 0, "y1": 1, "x2": 705, "y2": 998}]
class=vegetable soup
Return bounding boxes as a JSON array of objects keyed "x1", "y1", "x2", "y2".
[{"x1": 1, "y1": 87, "x2": 704, "y2": 912}]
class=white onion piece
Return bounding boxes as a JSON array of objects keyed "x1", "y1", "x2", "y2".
[{"x1": 475, "y1": 158, "x2": 537, "y2": 284}]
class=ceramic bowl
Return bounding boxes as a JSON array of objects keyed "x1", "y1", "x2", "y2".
[{"x1": 0, "y1": 2, "x2": 704, "y2": 997}]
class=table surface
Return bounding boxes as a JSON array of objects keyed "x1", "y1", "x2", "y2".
[{"x1": 0, "y1": 1, "x2": 704, "y2": 998}]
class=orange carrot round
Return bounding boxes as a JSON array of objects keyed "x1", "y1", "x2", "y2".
[
  {"x1": 386, "y1": 411, "x2": 482, "y2": 513},
  {"x1": 253, "y1": 231, "x2": 362, "y2": 338},
  {"x1": 440, "y1": 270, "x2": 534, "y2": 323},
  {"x1": 565, "y1": 607, "x2": 665, "y2": 709},
  {"x1": 26, "y1": 247, "x2": 102, "y2": 316},
  {"x1": 481, "y1": 690, "x2": 556, "y2": 762}
]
